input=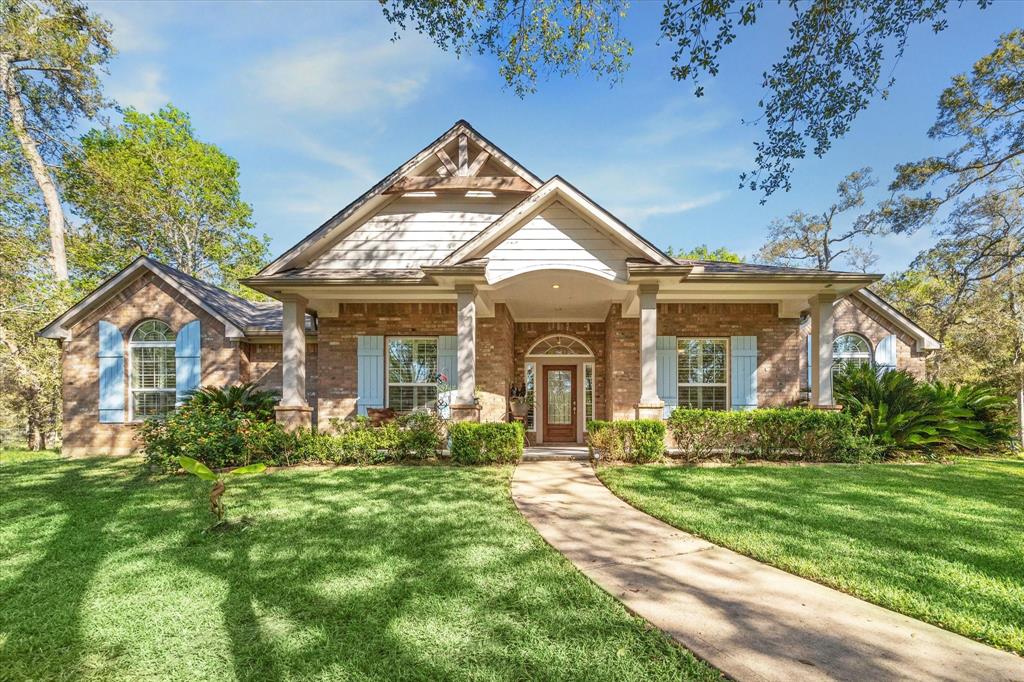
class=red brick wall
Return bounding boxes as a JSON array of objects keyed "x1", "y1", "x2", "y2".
[
  {"x1": 605, "y1": 304, "x2": 641, "y2": 419},
  {"x1": 240, "y1": 341, "x2": 319, "y2": 407},
  {"x1": 62, "y1": 271, "x2": 240, "y2": 456},
  {"x1": 830, "y1": 297, "x2": 926, "y2": 379},
  {"x1": 317, "y1": 303, "x2": 457, "y2": 420},
  {"x1": 477, "y1": 304, "x2": 515, "y2": 421},
  {"x1": 658, "y1": 303, "x2": 803, "y2": 408}
]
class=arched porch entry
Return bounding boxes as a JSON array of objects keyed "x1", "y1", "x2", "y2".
[{"x1": 524, "y1": 334, "x2": 596, "y2": 444}]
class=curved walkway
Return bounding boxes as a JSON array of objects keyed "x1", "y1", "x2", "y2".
[{"x1": 511, "y1": 460, "x2": 1024, "y2": 682}]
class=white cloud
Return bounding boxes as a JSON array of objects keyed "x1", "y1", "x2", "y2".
[
  {"x1": 288, "y1": 132, "x2": 379, "y2": 185},
  {"x1": 109, "y1": 67, "x2": 170, "y2": 113},
  {"x1": 616, "y1": 192, "x2": 727, "y2": 223},
  {"x1": 92, "y1": 2, "x2": 170, "y2": 53},
  {"x1": 246, "y1": 34, "x2": 457, "y2": 118}
]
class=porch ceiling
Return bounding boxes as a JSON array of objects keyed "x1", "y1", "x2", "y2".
[{"x1": 488, "y1": 269, "x2": 628, "y2": 321}]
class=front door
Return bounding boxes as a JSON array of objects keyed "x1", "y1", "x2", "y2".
[{"x1": 543, "y1": 365, "x2": 577, "y2": 442}]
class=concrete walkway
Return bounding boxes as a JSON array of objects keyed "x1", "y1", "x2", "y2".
[{"x1": 511, "y1": 461, "x2": 1024, "y2": 682}]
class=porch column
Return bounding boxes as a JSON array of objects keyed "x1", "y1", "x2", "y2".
[
  {"x1": 275, "y1": 294, "x2": 313, "y2": 430},
  {"x1": 636, "y1": 283, "x2": 664, "y2": 419},
  {"x1": 810, "y1": 293, "x2": 836, "y2": 407},
  {"x1": 452, "y1": 284, "x2": 480, "y2": 421}
]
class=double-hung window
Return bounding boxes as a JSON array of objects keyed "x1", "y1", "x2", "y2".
[
  {"x1": 678, "y1": 338, "x2": 728, "y2": 410},
  {"x1": 386, "y1": 337, "x2": 438, "y2": 413},
  {"x1": 130, "y1": 320, "x2": 177, "y2": 419}
]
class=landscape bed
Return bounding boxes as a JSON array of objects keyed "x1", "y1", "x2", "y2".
[
  {"x1": 0, "y1": 452, "x2": 717, "y2": 681},
  {"x1": 597, "y1": 458, "x2": 1024, "y2": 655}
]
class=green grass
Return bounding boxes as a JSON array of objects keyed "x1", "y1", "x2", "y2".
[
  {"x1": 0, "y1": 457, "x2": 718, "y2": 681},
  {"x1": 598, "y1": 459, "x2": 1024, "y2": 655},
  {"x1": 0, "y1": 447, "x2": 59, "y2": 464}
]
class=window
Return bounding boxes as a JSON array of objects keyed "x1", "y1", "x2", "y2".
[
  {"x1": 387, "y1": 338, "x2": 438, "y2": 413},
  {"x1": 527, "y1": 335, "x2": 593, "y2": 357},
  {"x1": 833, "y1": 334, "x2": 872, "y2": 374},
  {"x1": 524, "y1": 362, "x2": 536, "y2": 431},
  {"x1": 678, "y1": 338, "x2": 728, "y2": 410},
  {"x1": 584, "y1": 362, "x2": 595, "y2": 426},
  {"x1": 130, "y1": 320, "x2": 176, "y2": 419}
]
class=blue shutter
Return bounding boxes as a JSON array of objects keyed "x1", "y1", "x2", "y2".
[
  {"x1": 98, "y1": 321, "x2": 125, "y2": 423},
  {"x1": 806, "y1": 332, "x2": 813, "y2": 389},
  {"x1": 656, "y1": 336, "x2": 678, "y2": 418},
  {"x1": 175, "y1": 320, "x2": 201, "y2": 404},
  {"x1": 436, "y1": 335, "x2": 458, "y2": 419},
  {"x1": 731, "y1": 336, "x2": 758, "y2": 411},
  {"x1": 875, "y1": 334, "x2": 897, "y2": 374},
  {"x1": 357, "y1": 336, "x2": 384, "y2": 416}
]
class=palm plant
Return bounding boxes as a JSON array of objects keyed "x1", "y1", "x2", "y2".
[
  {"x1": 178, "y1": 455, "x2": 266, "y2": 525},
  {"x1": 185, "y1": 383, "x2": 278, "y2": 420}
]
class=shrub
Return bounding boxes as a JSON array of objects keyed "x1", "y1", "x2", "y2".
[
  {"x1": 185, "y1": 383, "x2": 278, "y2": 420},
  {"x1": 141, "y1": 397, "x2": 297, "y2": 472},
  {"x1": 667, "y1": 408, "x2": 875, "y2": 463},
  {"x1": 449, "y1": 422, "x2": 524, "y2": 464},
  {"x1": 835, "y1": 365, "x2": 1015, "y2": 455},
  {"x1": 295, "y1": 412, "x2": 444, "y2": 465},
  {"x1": 586, "y1": 420, "x2": 665, "y2": 463}
]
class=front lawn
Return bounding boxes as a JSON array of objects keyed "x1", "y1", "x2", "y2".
[
  {"x1": 0, "y1": 457, "x2": 718, "y2": 681},
  {"x1": 598, "y1": 459, "x2": 1024, "y2": 655}
]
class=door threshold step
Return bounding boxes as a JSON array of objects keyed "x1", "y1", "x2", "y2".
[{"x1": 522, "y1": 451, "x2": 591, "y2": 462}]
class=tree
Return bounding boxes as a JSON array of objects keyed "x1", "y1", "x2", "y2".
[
  {"x1": 62, "y1": 105, "x2": 270, "y2": 295},
  {"x1": 0, "y1": 0, "x2": 114, "y2": 281},
  {"x1": 665, "y1": 244, "x2": 742, "y2": 262},
  {"x1": 380, "y1": 0, "x2": 990, "y2": 198},
  {"x1": 757, "y1": 168, "x2": 885, "y2": 271}
]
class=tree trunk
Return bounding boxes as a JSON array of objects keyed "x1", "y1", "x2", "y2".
[{"x1": 0, "y1": 55, "x2": 69, "y2": 281}]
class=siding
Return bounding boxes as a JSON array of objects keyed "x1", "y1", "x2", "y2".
[
  {"x1": 306, "y1": 195, "x2": 521, "y2": 270},
  {"x1": 485, "y1": 202, "x2": 629, "y2": 282}
]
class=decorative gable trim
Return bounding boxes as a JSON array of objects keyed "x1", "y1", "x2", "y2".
[
  {"x1": 441, "y1": 176, "x2": 673, "y2": 266},
  {"x1": 256, "y1": 120, "x2": 544, "y2": 277}
]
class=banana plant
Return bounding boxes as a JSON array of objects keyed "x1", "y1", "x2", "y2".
[{"x1": 177, "y1": 456, "x2": 267, "y2": 523}]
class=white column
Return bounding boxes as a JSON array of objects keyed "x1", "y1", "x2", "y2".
[
  {"x1": 810, "y1": 293, "x2": 836, "y2": 406},
  {"x1": 455, "y1": 284, "x2": 476, "y2": 405},
  {"x1": 280, "y1": 294, "x2": 308, "y2": 407},
  {"x1": 639, "y1": 284, "x2": 661, "y2": 406}
]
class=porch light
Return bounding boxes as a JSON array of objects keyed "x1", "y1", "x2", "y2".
[{"x1": 552, "y1": 284, "x2": 560, "y2": 289}]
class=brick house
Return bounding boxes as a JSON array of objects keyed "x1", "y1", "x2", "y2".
[{"x1": 41, "y1": 121, "x2": 939, "y2": 455}]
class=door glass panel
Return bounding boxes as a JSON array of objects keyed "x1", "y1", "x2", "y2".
[{"x1": 547, "y1": 370, "x2": 572, "y2": 424}]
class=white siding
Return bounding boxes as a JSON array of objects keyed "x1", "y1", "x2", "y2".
[
  {"x1": 485, "y1": 202, "x2": 629, "y2": 281},
  {"x1": 307, "y1": 195, "x2": 521, "y2": 270}
]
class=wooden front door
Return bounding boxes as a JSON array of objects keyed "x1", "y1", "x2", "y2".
[{"x1": 543, "y1": 365, "x2": 577, "y2": 442}]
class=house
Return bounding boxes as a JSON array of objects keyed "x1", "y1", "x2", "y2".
[{"x1": 40, "y1": 121, "x2": 939, "y2": 455}]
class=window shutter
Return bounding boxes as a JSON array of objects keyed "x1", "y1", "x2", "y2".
[
  {"x1": 806, "y1": 332, "x2": 813, "y2": 389},
  {"x1": 875, "y1": 334, "x2": 897, "y2": 373},
  {"x1": 175, "y1": 319, "x2": 201, "y2": 404},
  {"x1": 436, "y1": 335, "x2": 458, "y2": 419},
  {"x1": 730, "y1": 336, "x2": 758, "y2": 411},
  {"x1": 656, "y1": 336, "x2": 678, "y2": 419},
  {"x1": 98, "y1": 321, "x2": 125, "y2": 423},
  {"x1": 357, "y1": 336, "x2": 384, "y2": 416}
]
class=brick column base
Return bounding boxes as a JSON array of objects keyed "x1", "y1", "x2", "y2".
[
  {"x1": 450, "y1": 403, "x2": 482, "y2": 422},
  {"x1": 275, "y1": 405, "x2": 313, "y2": 432},
  {"x1": 635, "y1": 402, "x2": 665, "y2": 421}
]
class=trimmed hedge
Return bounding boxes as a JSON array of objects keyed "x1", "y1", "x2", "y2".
[
  {"x1": 667, "y1": 408, "x2": 875, "y2": 462},
  {"x1": 586, "y1": 419, "x2": 665, "y2": 463},
  {"x1": 449, "y1": 422, "x2": 524, "y2": 464},
  {"x1": 296, "y1": 413, "x2": 444, "y2": 465}
]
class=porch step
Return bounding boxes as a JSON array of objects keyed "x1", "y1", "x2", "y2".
[{"x1": 522, "y1": 447, "x2": 591, "y2": 462}]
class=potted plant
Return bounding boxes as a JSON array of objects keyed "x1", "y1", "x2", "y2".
[{"x1": 509, "y1": 383, "x2": 531, "y2": 419}]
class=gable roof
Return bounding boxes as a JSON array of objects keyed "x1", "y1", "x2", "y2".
[
  {"x1": 853, "y1": 289, "x2": 940, "y2": 351},
  {"x1": 442, "y1": 175, "x2": 674, "y2": 266},
  {"x1": 39, "y1": 256, "x2": 313, "y2": 340},
  {"x1": 254, "y1": 120, "x2": 544, "y2": 278}
]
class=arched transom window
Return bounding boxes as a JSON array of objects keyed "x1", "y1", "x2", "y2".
[
  {"x1": 130, "y1": 320, "x2": 176, "y2": 419},
  {"x1": 526, "y1": 335, "x2": 594, "y2": 357},
  {"x1": 833, "y1": 333, "x2": 872, "y2": 372}
]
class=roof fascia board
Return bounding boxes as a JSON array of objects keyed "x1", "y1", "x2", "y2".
[
  {"x1": 257, "y1": 121, "x2": 543, "y2": 277},
  {"x1": 39, "y1": 257, "x2": 245, "y2": 340},
  {"x1": 853, "y1": 289, "x2": 941, "y2": 351}
]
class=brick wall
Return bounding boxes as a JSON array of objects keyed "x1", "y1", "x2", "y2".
[
  {"x1": 62, "y1": 271, "x2": 240, "y2": 456},
  {"x1": 477, "y1": 304, "x2": 515, "y2": 422},
  {"x1": 240, "y1": 341, "x2": 319, "y2": 407},
  {"x1": 605, "y1": 304, "x2": 641, "y2": 419},
  {"x1": 829, "y1": 297, "x2": 926, "y2": 379},
  {"x1": 658, "y1": 302, "x2": 803, "y2": 408},
  {"x1": 317, "y1": 303, "x2": 457, "y2": 420}
]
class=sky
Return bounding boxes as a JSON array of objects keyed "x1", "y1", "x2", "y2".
[{"x1": 91, "y1": 0, "x2": 1023, "y2": 275}]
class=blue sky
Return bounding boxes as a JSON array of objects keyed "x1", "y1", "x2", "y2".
[{"x1": 92, "y1": 1, "x2": 1022, "y2": 274}]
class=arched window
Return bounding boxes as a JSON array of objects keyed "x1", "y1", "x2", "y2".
[
  {"x1": 833, "y1": 333, "x2": 872, "y2": 374},
  {"x1": 130, "y1": 320, "x2": 176, "y2": 419},
  {"x1": 526, "y1": 335, "x2": 594, "y2": 357}
]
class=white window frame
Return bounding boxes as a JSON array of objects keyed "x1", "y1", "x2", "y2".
[
  {"x1": 583, "y1": 361, "x2": 595, "y2": 428},
  {"x1": 524, "y1": 361, "x2": 536, "y2": 431},
  {"x1": 677, "y1": 337, "x2": 730, "y2": 411},
  {"x1": 385, "y1": 336, "x2": 439, "y2": 414},
  {"x1": 128, "y1": 320, "x2": 177, "y2": 422},
  {"x1": 832, "y1": 333, "x2": 873, "y2": 378}
]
